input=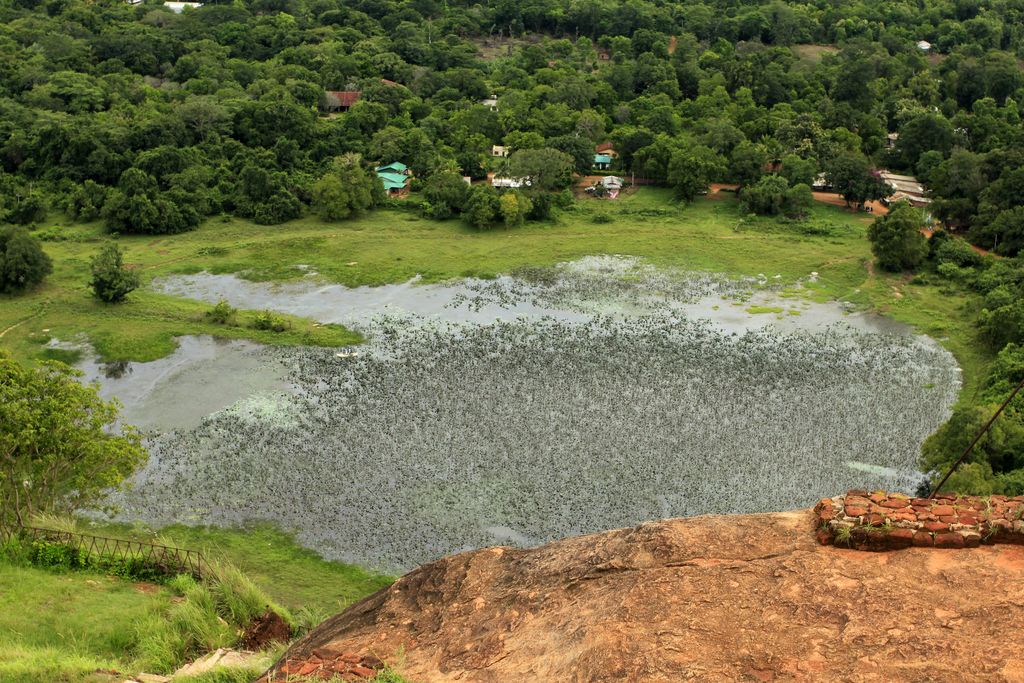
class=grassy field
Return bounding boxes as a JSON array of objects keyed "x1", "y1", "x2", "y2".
[
  {"x1": 0, "y1": 522, "x2": 395, "y2": 683},
  {"x1": 97, "y1": 522, "x2": 395, "y2": 613},
  {"x1": 0, "y1": 186, "x2": 991, "y2": 398},
  {"x1": 0, "y1": 562, "x2": 172, "y2": 682}
]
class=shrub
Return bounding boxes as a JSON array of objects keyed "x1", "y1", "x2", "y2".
[
  {"x1": 1, "y1": 536, "x2": 166, "y2": 582},
  {"x1": 739, "y1": 175, "x2": 789, "y2": 215},
  {"x1": 783, "y1": 183, "x2": 814, "y2": 218},
  {"x1": 173, "y1": 666, "x2": 271, "y2": 683},
  {"x1": 133, "y1": 560, "x2": 292, "y2": 674},
  {"x1": 0, "y1": 353, "x2": 146, "y2": 526},
  {"x1": 935, "y1": 237, "x2": 985, "y2": 269},
  {"x1": 528, "y1": 191, "x2": 556, "y2": 220},
  {"x1": 102, "y1": 185, "x2": 201, "y2": 235},
  {"x1": 0, "y1": 226, "x2": 52, "y2": 294},
  {"x1": 251, "y1": 310, "x2": 289, "y2": 332},
  {"x1": 498, "y1": 191, "x2": 532, "y2": 227},
  {"x1": 6, "y1": 189, "x2": 48, "y2": 225},
  {"x1": 90, "y1": 243, "x2": 140, "y2": 303},
  {"x1": 206, "y1": 300, "x2": 237, "y2": 325},
  {"x1": 64, "y1": 180, "x2": 108, "y2": 221},
  {"x1": 205, "y1": 560, "x2": 287, "y2": 627}
]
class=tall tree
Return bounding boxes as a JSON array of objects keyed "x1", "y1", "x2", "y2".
[
  {"x1": 311, "y1": 153, "x2": 378, "y2": 221},
  {"x1": 421, "y1": 170, "x2": 469, "y2": 219},
  {"x1": 464, "y1": 185, "x2": 500, "y2": 229},
  {"x1": 0, "y1": 353, "x2": 147, "y2": 527},
  {"x1": 507, "y1": 148, "x2": 575, "y2": 191},
  {"x1": 867, "y1": 203, "x2": 929, "y2": 272},
  {"x1": 667, "y1": 145, "x2": 725, "y2": 201},
  {"x1": 90, "y1": 243, "x2": 140, "y2": 303},
  {"x1": 0, "y1": 227, "x2": 51, "y2": 294},
  {"x1": 825, "y1": 151, "x2": 888, "y2": 208}
]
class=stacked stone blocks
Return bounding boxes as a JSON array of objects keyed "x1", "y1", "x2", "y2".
[{"x1": 815, "y1": 490, "x2": 1024, "y2": 550}]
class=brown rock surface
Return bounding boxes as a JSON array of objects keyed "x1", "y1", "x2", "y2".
[
  {"x1": 263, "y1": 510, "x2": 1024, "y2": 682},
  {"x1": 242, "y1": 610, "x2": 292, "y2": 650}
]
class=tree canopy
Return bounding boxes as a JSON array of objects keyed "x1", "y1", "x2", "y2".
[
  {"x1": 0, "y1": 353, "x2": 147, "y2": 527},
  {"x1": 0, "y1": 0, "x2": 1019, "y2": 244},
  {"x1": 868, "y1": 202, "x2": 929, "y2": 272},
  {"x1": 0, "y1": 227, "x2": 51, "y2": 294},
  {"x1": 90, "y1": 243, "x2": 140, "y2": 303}
]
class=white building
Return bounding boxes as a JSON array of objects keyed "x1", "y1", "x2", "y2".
[
  {"x1": 492, "y1": 177, "x2": 530, "y2": 189},
  {"x1": 164, "y1": 1, "x2": 203, "y2": 11},
  {"x1": 878, "y1": 171, "x2": 930, "y2": 207}
]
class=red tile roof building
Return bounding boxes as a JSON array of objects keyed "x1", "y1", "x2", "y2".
[{"x1": 323, "y1": 91, "x2": 361, "y2": 112}]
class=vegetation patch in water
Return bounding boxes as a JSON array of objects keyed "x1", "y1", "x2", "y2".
[{"x1": 107, "y1": 306, "x2": 958, "y2": 572}]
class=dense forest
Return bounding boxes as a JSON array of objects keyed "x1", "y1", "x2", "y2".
[
  {"x1": 3, "y1": 0, "x2": 1024, "y2": 238},
  {"x1": 1, "y1": 0, "x2": 1024, "y2": 491}
]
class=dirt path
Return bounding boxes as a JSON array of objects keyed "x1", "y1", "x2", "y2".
[
  {"x1": 710, "y1": 185, "x2": 886, "y2": 216},
  {"x1": 596, "y1": 181, "x2": 996, "y2": 258},
  {"x1": 810, "y1": 191, "x2": 888, "y2": 215},
  {"x1": 0, "y1": 309, "x2": 44, "y2": 339}
]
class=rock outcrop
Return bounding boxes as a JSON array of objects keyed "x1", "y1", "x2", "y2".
[{"x1": 263, "y1": 509, "x2": 1024, "y2": 682}]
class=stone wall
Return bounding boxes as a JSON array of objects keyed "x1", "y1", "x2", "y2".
[{"x1": 815, "y1": 490, "x2": 1024, "y2": 550}]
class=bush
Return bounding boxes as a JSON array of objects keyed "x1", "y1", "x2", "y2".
[
  {"x1": 102, "y1": 185, "x2": 201, "y2": 235},
  {"x1": 0, "y1": 226, "x2": 52, "y2": 294},
  {"x1": 64, "y1": 180, "x2": 108, "y2": 221},
  {"x1": 6, "y1": 189, "x2": 48, "y2": 225},
  {"x1": 1, "y1": 536, "x2": 167, "y2": 583},
  {"x1": 173, "y1": 666, "x2": 271, "y2": 683},
  {"x1": 934, "y1": 237, "x2": 985, "y2": 269},
  {"x1": 784, "y1": 183, "x2": 814, "y2": 218},
  {"x1": 251, "y1": 310, "x2": 289, "y2": 332},
  {"x1": 90, "y1": 242, "x2": 140, "y2": 303},
  {"x1": 206, "y1": 300, "x2": 237, "y2": 325},
  {"x1": 132, "y1": 560, "x2": 293, "y2": 674},
  {"x1": 527, "y1": 191, "x2": 555, "y2": 220},
  {"x1": 740, "y1": 175, "x2": 789, "y2": 215}
]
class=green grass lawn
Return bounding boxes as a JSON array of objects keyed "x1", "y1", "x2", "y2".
[
  {"x1": 0, "y1": 562, "x2": 171, "y2": 682},
  {"x1": 0, "y1": 522, "x2": 395, "y2": 683},
  {"x1": 96, "y1": 522, "x2": 394, "y2": 614}
]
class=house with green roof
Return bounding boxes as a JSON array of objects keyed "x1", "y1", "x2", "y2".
[
  {"x1": 376, "y1": 162, "x2": 408, "y2": 175},
  {"x1": 375, "y1": 162, "x2": 410, "y2": 195},
  {"x1": 594, "y1": 153, "x2": 612, "y2": 170}
]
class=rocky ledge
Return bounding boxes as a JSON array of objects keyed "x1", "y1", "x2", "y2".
[{"x1": 261, "y1": 508, "x2": 1024, "y2": 682}]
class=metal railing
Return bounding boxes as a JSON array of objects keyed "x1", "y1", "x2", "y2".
[{"x1": 1, "y1": 525, "x2": 205, "y2": 578}]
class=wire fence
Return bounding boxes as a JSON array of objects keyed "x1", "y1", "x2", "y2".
[{"x1": 1, "y1": 524, "x2": 205, "y2": 579}]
